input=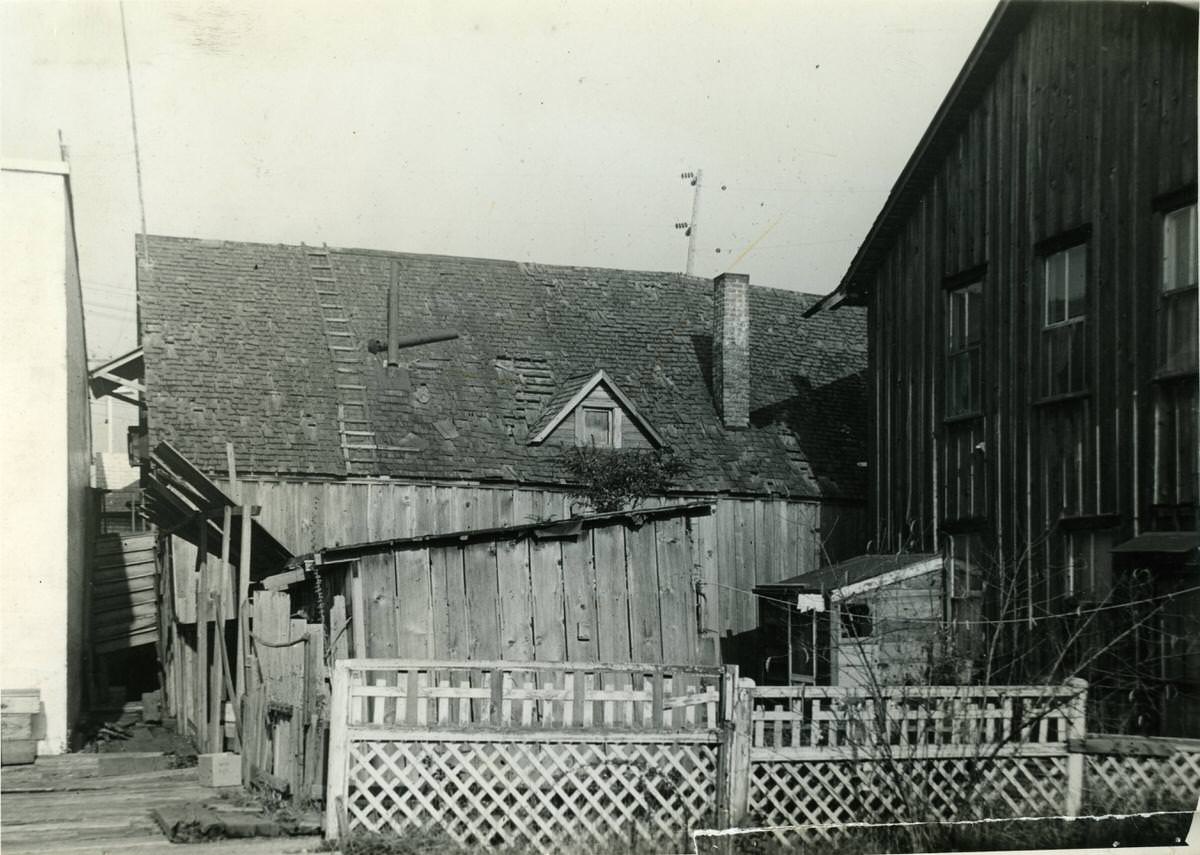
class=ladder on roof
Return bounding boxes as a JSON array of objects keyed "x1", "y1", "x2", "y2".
[{"x1": 301, "y1": 243, "x2": 379, "y2": 475}]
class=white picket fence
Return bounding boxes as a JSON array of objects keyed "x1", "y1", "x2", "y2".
[{"x1": 322, "y1": 662, "x2": 1196, "y2": 854}]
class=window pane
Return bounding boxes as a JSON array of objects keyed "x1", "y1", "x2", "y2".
[
  {"x1": 1177, "y1": 383, "x2": 1198, "y2": 505},
  {"x1": 1163, "y1": 204, "x2": 1198, "y2": 292},
  {"x1": 1045, "y1": 251, "x2": 1067, "y2": 324},
  {"x1": 948, "y1": 353, "x2": 963, "y2": 414},
  {"x1": 1163, "y1": 288, "x2": 1199, "y2": 374},
  {"x1": 1156, "y1": 381, "x2": 1199, "y2": 505},
  {"x1": 1044, "y1": 323, "x2": 1086, "y2": 396},
  {"x1": 1065, "y1": 244, "x2": 1087, "y2": 319},
  {"x1": 964, "y1": 282, "x2": 982, "y2": 344},
  {"x1": 969, "y1": 348, "x2": 981, "y2": 411}
]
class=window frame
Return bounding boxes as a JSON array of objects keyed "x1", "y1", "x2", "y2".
[
  {"x1": 839, "y1": 602, "x2": 873, "y2": 640},
  {"x1": 1157, "y1": 199, "x2": 1198, "y2": 379},
  {"x1": 1036, "y1": 228, "x2": 1092, "y2": 401},
  {"x1": 944, "y1": 268, "x2": 985, "y2": 420},
  {"x1": 574, "y1": 403, "x2": 622, "y2": 449},
  {"x1": 1153, "y1": 376, "x2": 1198, "y2": 509},
  {"x1": 1064, "y1": 527, "x2": 1116, "y2": 600}
]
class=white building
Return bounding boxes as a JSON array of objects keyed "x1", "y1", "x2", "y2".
[{"x1": 0, "y1": 159, "x2": 92, "y2": 754}]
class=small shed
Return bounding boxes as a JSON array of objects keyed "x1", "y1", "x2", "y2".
[{"x1": 753, "y1": 554, "x2": 949, "y2": 689}]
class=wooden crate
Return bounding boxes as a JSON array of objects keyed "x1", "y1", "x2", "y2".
[{"x1": 1, "y1": 689, "x2": 41, "y2": 766}]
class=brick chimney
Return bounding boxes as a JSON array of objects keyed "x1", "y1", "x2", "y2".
[{"x1": 713, "y1": 272, "x2": 750, "y2": 429}]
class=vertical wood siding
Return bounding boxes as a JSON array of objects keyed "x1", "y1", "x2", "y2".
[
  {"x1": 328, "y1": 505, "x2": 816, "y2": 668},
  {"x1": 194, "y1": 478, "x2": 861, "y2": 667},
  {"x1": 866, "y1": 4, "x2": 1197, "y2": 584}
]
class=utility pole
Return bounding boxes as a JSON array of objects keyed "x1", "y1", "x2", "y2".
[{"x1": 675, "y1": 169, "x2": 703, "y2": 275}]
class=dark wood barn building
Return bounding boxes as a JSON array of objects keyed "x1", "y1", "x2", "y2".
[{"x1": 812, "y1": 0, "x2": 1198, "y2": 733}]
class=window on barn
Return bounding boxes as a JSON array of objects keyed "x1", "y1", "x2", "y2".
[
  {"x1": 1152, "y1": 197, "x2": 1198, "y2": 518},
  {"x1": 1159, "y1": 201, "x2": 1198, "y2": 377},
  {"x1": 946, "y1": 279, "x2": 983, "y2": 417},
  {"x1": 1154, "y1": 378, "x2": 1198, "y2": 511},
  {"x1": 1039, "y1": 397, "x2": 1090, "y2": 518},
  {"x1": 948, "y1": 532, "x2": 987, "y2": 598},
  {"x1": 1067, "y1": 529, "x2": 1115, "y2": 600},
  {"x1": 840, "y1": 603, "x2": 872, "y2": 639},
  {"x1": 1041, "y1": 240, "x2": 1088, "y2": 398}
]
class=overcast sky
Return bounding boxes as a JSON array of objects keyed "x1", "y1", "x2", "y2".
[{"x1": 2, "y1": 0, "x2": 995, "y2": 362}]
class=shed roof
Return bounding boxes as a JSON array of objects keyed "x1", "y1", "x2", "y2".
[
  {"x1": 137, "y1": 235, "x2": 867, "y2": 499},
  {"x1": 755, "y1": 553, "x2": 943, "y2": 597},
  {"x1": 1111, "y1": 532, "x2": 1200, "y2": 556}
]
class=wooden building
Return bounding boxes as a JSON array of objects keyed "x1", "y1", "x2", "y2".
[
  {"x1": 812, "y1": 1, "x2": 1198, "y2": 732},
  {"x1": 133, "y1": 237, "x2": 870, "y2": 672}
]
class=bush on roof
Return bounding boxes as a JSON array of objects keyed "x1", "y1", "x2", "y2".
[{"x1": 559, "y1": 447, "x2": 688, "y2": 513}]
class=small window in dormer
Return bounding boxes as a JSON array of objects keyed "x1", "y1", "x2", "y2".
[{"x1": 579, "y1": 406, "x2": 614, "y2": 447}]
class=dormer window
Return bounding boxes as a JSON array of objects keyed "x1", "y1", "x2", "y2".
[{"x1": 529, "y1": 369, "x2": 663, "y2": 450}]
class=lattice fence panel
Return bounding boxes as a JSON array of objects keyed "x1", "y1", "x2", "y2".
[
  {"x1": 1086, "y1": 751, "x2": 1200, "y2": 807},
  {"x1": 345, "y1": 738, "x2": 719, "y2": 854},
  {"x1": 748, "y1": 755, "x2": 1067, "y2": 845}
]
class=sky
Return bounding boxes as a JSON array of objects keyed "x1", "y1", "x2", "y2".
[{"x1": 2, "y1": 0, "x2": 996, "y2": 364}]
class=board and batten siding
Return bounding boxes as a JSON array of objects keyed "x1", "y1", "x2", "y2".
[
  {"x1": 865, "y1": 3, "x2": 1197, "y2": 604},
  {"x1": 194, "y1": 478, "x2": 861, "y2": 663}
]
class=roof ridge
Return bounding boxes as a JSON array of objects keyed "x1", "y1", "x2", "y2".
[{"x1": 139, "y1": 233, "x2": 833, "y2": 300}]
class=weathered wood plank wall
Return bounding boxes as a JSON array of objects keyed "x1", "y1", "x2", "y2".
[
  {"x1": 163, "y1": 480, "x2": 858, "y2": 674},
  {"x1": 215, "y1": 479, "x2": 862, "y2": 647},
  {"x1": 331, "y1": 507, "x2": 741, "y2": 667},
  {"x1": 865, "y1": 3, "x2": 1197, "y2": 601}
]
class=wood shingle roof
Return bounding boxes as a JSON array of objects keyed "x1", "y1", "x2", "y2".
[{"x1": 138, "y1": 235, "x2": 867, "y2": 499}]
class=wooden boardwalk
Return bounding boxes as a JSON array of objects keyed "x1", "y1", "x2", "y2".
[{"x1": 0, "y1": 755, "x2": 319, "y2": 855}]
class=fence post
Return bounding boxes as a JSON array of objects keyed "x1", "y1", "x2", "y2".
[
  {"x1": 727, "y1": 678, "x2": 754, "y2": 825},
  {"x1": 717, "y1": 673, "x2": 754, "y2": 832},
  {"x1": 1064, "y1": 677, "x2": 1088, "y2": 817},
  {"x1": 324, "y1": 661, "x2": 351, "y2": 841}
]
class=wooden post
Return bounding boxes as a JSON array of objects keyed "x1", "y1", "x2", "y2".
[
  {"x1": 210, "y1": 506, "x2": 232, "y2": 753},
  {"x1": 716, "y1": 666, "x2": 753, "y2": 835},
  {"x1": 330, "y1": 595, "x2": 349, "y2": 664},
  {"x1": 225, "y1": 442, "x2": 240, "y2": 504},
  {"x1": 196, "y1": 522, "x2": 209, "y2": 750},
  {"x1": 324, "y1": 661, "x2": 351, "y2": 841},
  {"x1": 227, "y1": 442, "x2": 252, "y2": 699},
  {"x1": 237, "y1": 503, "x2": 252, "y2": 697},
  {"x1": 1064, "y1": 677, "x2": 1088, "y2": 817},
  {"x1": 727, "y1": 677, "x2": 754, "y2": 826},
  {"x1": 213, "y1": 595, "x2": 241, "y2": 750},
  {"x1": 350, "y1": 564, "x2": 367, "y2": 657}
]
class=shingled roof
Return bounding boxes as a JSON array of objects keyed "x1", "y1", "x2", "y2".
[{"x1": 137, "y1": 236, "x2": 867, "y2": 500}]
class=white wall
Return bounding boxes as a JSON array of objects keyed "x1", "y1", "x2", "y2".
[{"x1": 0, "y1": 162, "x2": 89, "y2": 753}]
